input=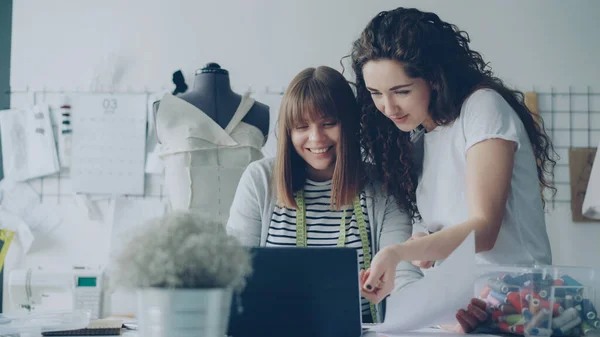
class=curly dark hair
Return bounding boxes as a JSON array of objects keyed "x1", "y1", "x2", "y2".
[{"x1": 350, "y1": 7, "x2": 556, "y2": 219}]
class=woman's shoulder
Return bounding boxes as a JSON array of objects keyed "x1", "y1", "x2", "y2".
[
  {"x1": 463, "y1": 88, "x2": 505, "y2": 105},
  {"x1": 460, "y1": 88, "x2": 514, "y2": 117},
  {"x1": 246, "y1": 157, "x2": 275, "y2": 175},
  {"x1": 240, "y1": 157, "x2": 275, "y2": 190}
]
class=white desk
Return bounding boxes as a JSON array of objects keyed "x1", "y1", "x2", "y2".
[
  {"x1": 48, "y1": 328, "x2": 501, "y2": 337},
  {"x1": 366, "y1": 328, "x2": 502, "y2": 337},
  {"x1": 48, "y1": 332, "x2": 137, "y2": 337}
]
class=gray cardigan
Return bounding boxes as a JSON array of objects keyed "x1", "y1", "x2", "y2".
[{"x1": 226, "y1": 157, "x2": 423, "y2": 322}]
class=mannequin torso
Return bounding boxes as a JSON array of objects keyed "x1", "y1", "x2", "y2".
[{"x1": 153, "y1": 63, "x2": 269, "y2": 137}]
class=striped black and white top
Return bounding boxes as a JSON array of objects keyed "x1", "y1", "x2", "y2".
[{"x1": 266, "y1": 179, "x2": 373, "y2": 321}]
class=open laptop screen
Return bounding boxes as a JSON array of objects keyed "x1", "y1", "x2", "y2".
[{"x1": 227, "y1": 247, "x2": 363, "y2": 337}]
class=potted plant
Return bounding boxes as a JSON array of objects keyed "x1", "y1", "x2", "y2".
[{"x1": 110, "y1": 211, "x2": 252, "y2": 337}]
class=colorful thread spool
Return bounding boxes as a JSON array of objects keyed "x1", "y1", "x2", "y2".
[
  {"x1": 560, "y1": 275, "x2": 583, "y2": 287},
  {"x1": 498, "y1": 314, "x2": 523, "y2": 325},
  {"x1": 489, "y1": 290, "x2": 508, "y2": 304},
  {"x1": 582, "y1": 299, "x2": 597, "y2": 320},
  {"x1": 530, "y1": 298, "x2": 541, "y2": 315},
  {"x1": 558, "y1": 317, "x2": 582, "y2": 334},
  {"x1": 488, "y1": 278, "x2": 511, "y2": 294},
  {"x1": 507, "y1": 292, "x2": 523, "y2": 311},
  {"x1": 551, "y1": 307, "x2": 579, "y2": 329},
  {"x1": 565, "y1": 295, "x2": 574, "y2": 309},
  {"x1": 479, "y1": 285, "x2": 491, "y2": 299},
  {"x1": 499, "y1": 304, "x2": 519, "y2": 315},
  {"x1": 581, "y1": 321, "x2": 598, "y2": 335},
  {"x1": 526, "y1": 308, "x2": 550, "y2": 330},
  {"x1": 527, "y1": 327, "x2": 553, "y2": 336},
  {"x1": 492, "y1": 310, "x2": 504, "y2": 322},
  {"x1": 486, "y1": 294, "x2": 501, "y2": 307}
]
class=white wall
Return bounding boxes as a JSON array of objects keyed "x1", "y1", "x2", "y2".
[
  {"x1": 6, "y1": 0, "x2": 600, "y2": 310},
  {"x1": 11, "y1": 0, "x2": 600, "y2": 92}
]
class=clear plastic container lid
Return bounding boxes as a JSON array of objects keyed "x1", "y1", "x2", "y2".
[{"x1": 0, "y1": 310, "x2": 90, "y2": 335}]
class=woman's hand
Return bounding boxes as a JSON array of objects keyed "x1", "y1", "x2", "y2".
[
  {"x1": 359, "y1": 245, "x2": 401, "y2": 304},
  {"x1": 409, "y1": 232, "x2": 434, "y2": 269}
]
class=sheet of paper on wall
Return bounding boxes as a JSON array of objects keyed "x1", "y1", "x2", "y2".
[
  {"x1": 581, "y1": 144, "x2": 600, "y2": 219},
  {"x1": 0, "y1": 180, "x2": 62, "y2": 240},
  {"x1": 0, "y1": 106, "x2": 60, "y2": 181},
  {"x1": 109, "y1": 197, "x2": 167, "y2": 259},
  {"x1": 0, "y1": 208, "x2": 34, "y2": 254},
  {"x1": 368, "y1": 232, "x2": 477, "y2": 333},
  {"x1": 144, "y1": 94, "x2": 165, "y2": 174},
  {"x1": 568, "y1": 148, "x2": 600, "y2": 222},
  {"x1": 70, "y1": 94, "x2": 147, "y2": 195},
  {"x1": 74, "y1": 193, "x2": 104, "y2": 222}
]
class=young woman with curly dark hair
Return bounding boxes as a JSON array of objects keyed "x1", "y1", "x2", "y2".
[{"x1": 351, "y1": 7, "x2": 556, "y2": 332}]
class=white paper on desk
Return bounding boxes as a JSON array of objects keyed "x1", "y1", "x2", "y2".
[
  {"x1": 109, "y1": 197, "x2": 167, "y2": 258},
  {"x1": 0, "y1": 180, "x2": 62, "y2": 235},
  {"x1": 370, "y1": 231, "x2": 477, "y2": 333}
]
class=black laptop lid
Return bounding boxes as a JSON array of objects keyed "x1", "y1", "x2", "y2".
[{"x1": 227, "y1": 247, "x2": 362, "y2": 337}]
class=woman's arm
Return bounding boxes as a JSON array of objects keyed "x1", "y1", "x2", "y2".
[
  {"x1": 362, "y1": 138, "x2": 514, "y2": 303},
  {"x1": 387, "y1": 137, "x2": 513, "y2": 261},
  {"x1": 226, "y1": 163, "x2": 265, "y2": 247},
  {"x1": 378, "y1": 192, "x2": 424, "y2": 291}
]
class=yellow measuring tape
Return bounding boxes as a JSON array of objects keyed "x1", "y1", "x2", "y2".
[
  {"x1": 0, "y1": 229, "x2": 15, "y2": 271},
  {"x1": 294, "y1": 190, "x2": 378, "y2": 323}
]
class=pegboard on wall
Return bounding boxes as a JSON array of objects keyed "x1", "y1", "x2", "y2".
[
  {"x1": 527, "y1": 87, "x2": 600, "y2": 221},
  {"x1": 2, "y1": 88, "x2": 167, "y2": 205},
  {"x1": 1, "y1": 87, "x2": 285, "y2": 205},
  {"x1": 7, "y1": 86, "x2": 596, "y2": 214}
]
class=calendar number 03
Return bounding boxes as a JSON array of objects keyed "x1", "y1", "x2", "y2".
[{"x1": 102, "y1": 98, "x2": 118, "y2": 111}]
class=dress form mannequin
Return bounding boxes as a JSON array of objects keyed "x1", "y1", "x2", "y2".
[
  {"x1": 153, "y1": 63, "x2": 269, "y2": 137},
  {"x1": 153, "y1": 63, "x2": 269, "y2": 223}
]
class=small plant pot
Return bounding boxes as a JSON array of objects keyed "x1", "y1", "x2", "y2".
[{"x1": 136, "y1": 287, "x2": 232, "y2": 337}]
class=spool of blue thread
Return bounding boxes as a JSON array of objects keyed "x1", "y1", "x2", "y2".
[
  {"x1": 582, "y1": 299, "x2": 597, "y2": 320},
  {"x1": 560, "y1": 275, "x2": 582, "y2": 287},
  {"x1": 489, "y1": 290, "x2": 508, "y2": 304},
  {"x1": 527, "y1": 327, "x2": 552, "y2": 336}
]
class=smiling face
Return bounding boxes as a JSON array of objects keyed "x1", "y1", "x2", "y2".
[
  {"x1": 290, "y1": 117, "x2": 340, "y2": 181},
  {"x1": 362, "y1": 59, "x2": 435, "y2": 132},
  {"x1": 274, "y1": 66, "x2": 364, "y2": 210}
]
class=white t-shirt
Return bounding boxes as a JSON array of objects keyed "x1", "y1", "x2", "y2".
[{"x1": 416, "y1": 89, "x2": 552, "y2": 265}]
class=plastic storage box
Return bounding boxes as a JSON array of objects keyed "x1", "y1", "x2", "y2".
[{"x1": 473, "y1": 265, "x2": 600, "y2": 337}]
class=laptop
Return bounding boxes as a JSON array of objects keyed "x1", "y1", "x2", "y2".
[{"x1": 227, "y1": 247, "x2": 363, "y2": 337}]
